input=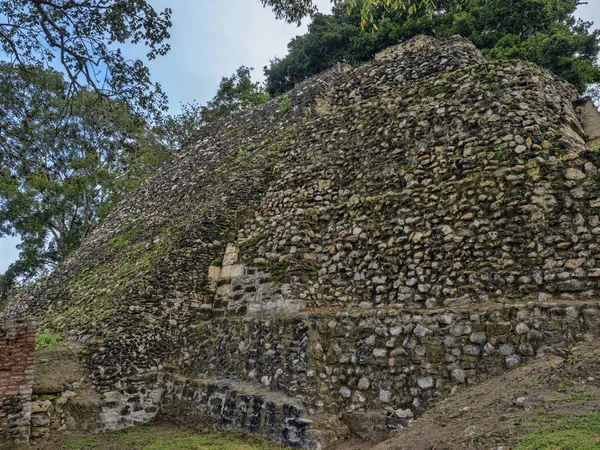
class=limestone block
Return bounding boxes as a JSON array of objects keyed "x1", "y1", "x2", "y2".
[
  {"x1": 99, "y1": 411, "x2": 121, "y2": 426},
  {"x1": 30, "y1": 400, "x2": 52, "y2": 413},
  {"x1": 208, "y1": 266, "x2": 221, "y2": 282},
  {"x1": 222, "y1": 244, "x2": 239, "y2": 266},
  {"x1": 219, "y1": 264, "x2": 244, "y2": 280}
]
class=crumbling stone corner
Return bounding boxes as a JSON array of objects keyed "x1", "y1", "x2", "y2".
[{"x1": 0, "y1": 321, "x2": 36, "y2": 449}]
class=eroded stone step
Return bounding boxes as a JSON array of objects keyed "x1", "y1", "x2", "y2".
[
  {"x1": 159, "y1": 376, "x2": 337, "y2": 449},
  {"x1": 184, "y1": 301, "x2": 600, "y2": 425}
]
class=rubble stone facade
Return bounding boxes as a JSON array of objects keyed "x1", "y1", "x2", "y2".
[{"x1": 5, "y1": 36, "x2": 600, "y2": 448}]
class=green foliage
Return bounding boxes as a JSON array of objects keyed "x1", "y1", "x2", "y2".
[
  {"x1": 35, "y1": 332, "x2": 62, "y2": 349},
  {"x1": 152, "y1": 101, "x2": 205, "y2": 151},
  {"x1": 261, "y1": 0, "x2": 434, "y2": 25},
  {"x1": 515, "y1": 414, "x2": 600, "y2": 449},
  {"x1": 264, "y1": 0, "x2": 600, "y2": 95},
  {"x1": 438, "y1": 0, "x2": 600, "y2": 93},
  {"x1": 339, "y1": 0, "x2": 436, "y2": 29},
  {"x1": 0, "y1": 64, "x2": 170, "y2": 291},
  {"x1": 210, "y1": 256, "x2": 223, "y2": 267},
  {"x1": 200, "y1": 66, "x2": 270, "y2": 123},
  {"x1": 0, "y1": 0, "x2": 171, "y2": 115},
  {"x1": 279, "y1": 96, "x2": 293, "y2": 112},
  {"x1": 235, "y1": 145, "x2": 255, "y2": 161},
  {"x1": 151, "y1": 66, "x2": 269, "y2": 151},
  {"x1": 260, "y1": 0, "x2": 318, "y2": 25},
  {"x1": 263, "y1": 1, "x2": 443, "y2": 95}
]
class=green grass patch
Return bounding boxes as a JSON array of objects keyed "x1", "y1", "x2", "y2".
[
  {"x1": 57, "y1": 424, "x2": 288, "y2": 450},
  {"x1": 279, "y1": 96, "x2": 292, "y2": 112},
  {"x1": 515, "y1": 413, "x2": 600, "y2": 450},
  {"x1": 35, "y1": 332, "x2": 62, "y2": 349},
  {"x1": 235, "y1": 144, "x2": 255, "y2": 161}
]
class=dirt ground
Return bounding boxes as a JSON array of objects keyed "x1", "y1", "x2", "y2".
[{"x1": 33, "y1": 341, "x2": 88, "y2": 395}]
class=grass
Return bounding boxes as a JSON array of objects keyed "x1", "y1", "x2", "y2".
[
  {"x1": 279, "y1": 96, "x2": 292, "y2": 112},
  {"x1": 235, "y1": 144, "x2": 255, "y2": 161},
  {"x1": 515, "y1": 414, "x2": 600, "y2": 450},
  {"x1": 35, "y1": 332, "x2": 62, "y2": 349},
  {"x1": 55, "y1": 424, "x2": 288, "y2": 450}
]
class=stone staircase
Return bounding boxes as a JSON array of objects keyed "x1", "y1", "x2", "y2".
[{"x1": 159, "y1": 376, "x2": 342, "y2": 449}]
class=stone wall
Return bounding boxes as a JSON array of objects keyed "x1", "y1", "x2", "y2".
[
  {"x1": 5, "y1": 35, "x2": 600, "y2": 448},
  {"x1": 329, "y1": 35, "x2": 485, "y2": 109},
  {"x1": 86, "y1": 299, "x2": 600, "y2": 447},
  {"x1": 236, "y1": 59, "x2": 598, "y2": 310},
  {"x1": 160, "y1": 377, "x2": 324, "y2": 449},
  {"x1": 183, "y1": 302, "x2": 599, "y2": 410},
  {"x1": 210, "y1": 244, "x2": 304, "y2": 316},
  {"x1": 91, "y1": 296, "x2": 597, "y2": 447},
  {"x1": 97, "y1": 373, "x2": 164, "y2": 431},
  {"x1": 0, "y1": 321, "x2": 35, "y2": 449}
]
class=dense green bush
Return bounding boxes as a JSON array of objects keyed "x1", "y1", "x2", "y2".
[{"x1": 265, "y1": 0, "x2": 600, "y2": 96}]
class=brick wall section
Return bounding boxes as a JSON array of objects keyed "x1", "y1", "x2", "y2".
[{"x1": 0, "y1": 321, "x2": 36, "y2": 449}]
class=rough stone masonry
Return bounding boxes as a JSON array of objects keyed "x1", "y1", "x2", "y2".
[
  {"x1": 4, "y1": 35, "x2": 600, "y2": 448},
  {"x1": 0, "y1": 321, "x2": 35, "y2": 450}
]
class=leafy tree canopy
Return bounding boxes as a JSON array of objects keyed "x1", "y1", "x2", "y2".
[
  {"x1": 201, "y1": 66, "x2": 270, "y2": 123},
  {"x1": 154, "y1": 66, "x2": 269, "y2": 150},
  {"x1": 0, "y1": 0, "x2": 172, "y2": 115},
  {"x1": 261, "y1": 0, "x2": 435, "y2": 25},
  {"x1": 0, "y1": 63, "x2": 269, "y2": 304},
  {"x1": 0, "y1": 64, "x2": 170, "y2": 301},
  {"x1": 264, "y1": 0, "x2": 600, "y2": 95}
]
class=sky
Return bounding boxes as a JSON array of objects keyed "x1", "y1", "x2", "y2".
[
  {"x1": 128, "y1": 0, "x2": 333, "y2": 112},
  {"x1": 0, "y1": 0, "x2": 599, "y2": 273}
]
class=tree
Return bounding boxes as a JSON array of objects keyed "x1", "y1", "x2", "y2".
[
  {"x1": 0, "y1": 64, "x2": 170, "y2": 292},
  {"x1": 152, "y1": 101, "x2": 204, "y2": 152},
  {"x1": 0, "y1": 260, "x2": 26, "y2": 309},
  {"x1": 200, "y1": 66, "x2": 270, "y2": 123},
  {"x1": 0, "y1": 0, "x2": 172, "y2": 116},
  {"x1": 260, "y1": 0, "x2": 435, "y2": 26},
  {"x1": 264, "y1": 3, "x2": 435, "y2": 95},
  {"x1": 260, "y1": 0, "x2": 318, "y2": 24},
  {"x1": 438, "y1": 0, "x2": 600, "y2": 93},
  {"x1": 153, "y1": 66, "x2": 270, "y2": 149},
  {"x1": 264, "y1": 0, "x2": 600, "y2": 95}
]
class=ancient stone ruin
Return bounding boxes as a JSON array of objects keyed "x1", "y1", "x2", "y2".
[
  {"x1": 3, "y1": 35, "x2": 600, "y2": 448},
  {"x1": 0, "y1": 321, "x2": 35, "y2": 450}
]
